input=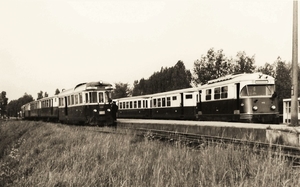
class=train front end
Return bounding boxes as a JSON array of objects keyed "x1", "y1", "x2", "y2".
[
  {"x1": 85, "y1": 82, "x2": 115, "y2": 126},
  {"x1": 239, "y1": 74, "x2": 279, "y2": 123}
]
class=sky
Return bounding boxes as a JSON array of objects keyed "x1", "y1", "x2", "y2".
[{"x1": 0, "y1": 0, "x2": 295, "y2": 101}]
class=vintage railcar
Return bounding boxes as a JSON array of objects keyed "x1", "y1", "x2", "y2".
[
  {"x1": 57, "y1": 81, "x2": 114, "y2": 126},
  {"x1": 198, "y1": 73, "x2": 278, "y2": 123},
  {"x1": 21, "y1": 81, "x2": 115, "y2": 126},
  {"x1": 116, "y1": 73, "x2": 279, "y2": 123}
]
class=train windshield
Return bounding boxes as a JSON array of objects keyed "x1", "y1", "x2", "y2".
[
  {"x1": 105, "y1": 91, "x2": 112, "y2": 103},
  {"x1": 240, "y1": 85, "x2": 275, "y2": 97}
]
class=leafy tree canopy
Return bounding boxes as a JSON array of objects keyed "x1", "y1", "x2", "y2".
[
  {"x1": 132, "y1": 60, "x2": 192, "y2": 96},
  {"x1": 112, "y1": 83, "x2": 131, "y2": 99}
]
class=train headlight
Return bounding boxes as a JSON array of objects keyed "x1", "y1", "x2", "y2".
[
  {"x1": 271, "y1": 105, "x2": 276, "y2": 110},
  {"x1": 93, "y1": 109, "x2": 97, "y2": 112},
  {"x1": 252, "y1": 106, "x2": 258, "y2": 111},
  {"x1": 107, "y1": 109, "x2": 111, "y2": 112}
]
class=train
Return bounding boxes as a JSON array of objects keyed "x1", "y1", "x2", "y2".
[
  {"x1": 115, "y1": 73, "x2": 280, "y2": 124},
  {"x1": 21, "y1": 81, "x2": 117, "y2": 126}
]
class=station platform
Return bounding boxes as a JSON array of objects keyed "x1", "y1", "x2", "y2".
[{"x1": 117, "y1": 119, "x2": 300, "y2": 146}]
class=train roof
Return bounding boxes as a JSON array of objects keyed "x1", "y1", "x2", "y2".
[
  {"x1": 208, "y1": 72, "x2": 273, "y2": 84},
  {"x1": 116, "y1": 73, "x2": 275, "y2": 101},
  {"x1": 59, "y1": 81, "x2": 113, "y2": 96}
]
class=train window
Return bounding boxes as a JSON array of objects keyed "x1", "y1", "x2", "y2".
[
  {"x1": 158, "y1": 98, "x2": 161, "y2": 107},
  {"x1": 185, "y1": 94, "x2": 193, "y2": 99},
  {"x1": 214, "y1": 88, "x2": 220, "y2": 99},
  {"x1": 221, "y1": 86, "x2": 228, "y2": 98},
  {"x1": 240, "y1": 85, "x2": 275, "y2": 96},
  {"x1": 130, "y1": 101, "x2": 133, "y2": 109},
  {"x1": 99, "y1": 92, "x2": 104, "y2": 103},
  {"x1": 162, "y1": 98, "x2": 166, "y2": 107},
  {"x1": 71, "y1": 95, "x2": 74, "y2": 105},
  {"x1": 134, "y1": 101, "x2": 137, "y2": 108},
  {"x1": 79, "y1": 93, "x2": 83, "y2": 104},
  {"x1": 126, "y1": 102, "x2": 129, "y2": 109},
  {"x1": 167, "y1": 97, "x2": 171, "y2": 106},
  {"x1": 153, "y1": 99, "x2": 157, "y2": 107},
  {"x1": 172, "y1": 96, "x2": 177, "y2": 100},
  {"x1": 138, "y1": 101, "x2": 141, "y2": 108},
  {"x1": 75, "y1": 95, "x2": 78, "y2": 104},
  {"x1": 68, "y1": 96, "x2": 71, "y2": 105},
  {"x1": 206, "y1": 89, "x2": 211, "y2": 100},
  {"x1": 85, "y1": 93, "x2": 89, "y2": 103},
  {"x1": 90, "y1": 92, "x2": 98, "y2": 103}
]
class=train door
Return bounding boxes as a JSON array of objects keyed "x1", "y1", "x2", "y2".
[
  {"x1": 197, "y1": 90, "x2": 202, "y2": 116},
  {"x1": 51, "y1": 99, "x2": 53, "y2": 115},
  {"x1": 180, "y1": 93, "x2": 184, "y2": 118},
  {"x1": 235, "y1": 83, "x2": 240, "y2": 114},
  {"x1": 64, "y1": 96, "x2": 68, "y2": 116}
]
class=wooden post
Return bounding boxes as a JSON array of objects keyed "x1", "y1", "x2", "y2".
[{"x1": 291, "y1": 0, "x2": 299, "y2": 126}]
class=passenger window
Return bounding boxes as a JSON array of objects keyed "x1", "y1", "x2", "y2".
[
  {"x1": 68, "y1": 96, "x2": 71, "y2": 105},
  {"x1": 134, "y1": 101, "x2": 137, "y2": 108},
  {"x1": 206, "y1": 89, "x2": 211, "y2": 100},
  {"x1": 167, "y1": 97, "x2": 171, "y2": 106},
  {"x1": 158, "y1": 98, "x2": 161, "y2": 107},
  {"x1": 214, "y1": 88, "x2": 220, "y2": 99},
  {"x1": 126, "y1": 102, "x2": 129, "y2": 109},
  {"x1": 79, "y1": 93, "x2": 83, "y2": 103},
  {"x1": 99, "y1": 92, "x2": 104, "y2": 103},
  {"x1": 162, "y1": 98, "x2": 166, "y2": 107},
  {"x1": 172, "y1": 96, "x2": 177, "y2": 100},
  {"x1": 130, "y1": 101, "x2": 133, "y2": 108},
  {"x1": 71, "y1": 95, "x2": 74, "y2": 105},
  {"x1": 221, "y1": 86, "x2": 228, "y2": 98},
  {"x1": 153, "y1": 99, "x2": 157, "y2": 107},
  {"x1": 89, "y1": 92, "x2": 98, "y2": 103},
  {"x1": 138, "y1": 100, "x2": 141, "y2": 108},
  {"x1": 75, "y1": 95, "x2": 78, "y2": 104},
  {"x1": 85, "y1": 93, "x2": 89, "y2": 103},
  {"x1": 185, "y1": 94, "x2": 193, "y2": 99}
]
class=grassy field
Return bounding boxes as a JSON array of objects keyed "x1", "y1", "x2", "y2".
[{"x1": 0, "y1": 120, "x2": 299, "y2": 186}]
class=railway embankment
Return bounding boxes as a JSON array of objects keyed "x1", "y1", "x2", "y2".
[{"x1": 117, "y1": 119, "x2": 300, "y2": 146}]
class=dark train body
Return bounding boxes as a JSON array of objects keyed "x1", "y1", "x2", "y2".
[
  {"x1": 21, "y1": 81, "x2": 115, "y2": 126},
  {"x1": 116, "y1": 73, "x2": 279, "y2": 124}
]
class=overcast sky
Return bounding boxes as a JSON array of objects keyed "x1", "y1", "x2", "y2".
[{"x1": 0, "y1": 0, "x2": 294, "y2": 101}]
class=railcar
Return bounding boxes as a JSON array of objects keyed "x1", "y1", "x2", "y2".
[
  {"x1": 117, "y1": 95, "x2": 152, "y2": 118},
  {"x1": 39, "y1": 95, "x2": 59, "y2": 121},
  {"x1": 198, "y1": 73, "x2": 279, "y2": 123},
  {"x1": 116, "y1": 73, "x2": 279, "y2": 123},
  {"x1": 21, "y1": 81, "x2": 115, "y2": 126},
  {"x1": 117, "y1": 87, "x2": 199, "y2": 120},
  {"x1": 57, "y1": 81, "x2": 114, "y2": 126}
]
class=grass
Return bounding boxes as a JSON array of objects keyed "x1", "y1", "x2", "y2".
[{"x1": 0, "y1": 120, "x2": 299, "y2": 186}]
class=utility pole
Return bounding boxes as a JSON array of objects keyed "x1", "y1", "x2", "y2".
[{"x1": 291, "y1": 0, "x2": 299, "y2": 126}]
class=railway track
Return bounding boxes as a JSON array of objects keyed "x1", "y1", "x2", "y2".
[{"x1": 95, "y1": 126, "x2": 300, "y2": 166}]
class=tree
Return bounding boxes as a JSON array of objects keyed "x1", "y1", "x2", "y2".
[
  {"x1": 234, "y1": 51, "x2": 256, "y2": 73},
  {"x1": 273, "y1": 57, "x2": 292, "y2": 113},
  {"x1": 55, "y1": 88, "x2": 60, "y2": 95},
  {"x1": 193, "y1": 48, "x2": 234, "y2": 85},
  {"x1": 256, "y1": 62, "x2": 276, "y2": 77},
  {"x1": 132, "y1": 60, "x2": 192, "y2": 96},
  {"x1": 7, "y1": 93, "x2": 34, "y2": 117},
  {"x1": 0, "y1": 91, "x2": 8, "y2": 117},
  {"x1": 44, "y1": 92, "x2": 48, "y2": 98},
  {"x1": 37, "y1": 91, "x2": 43, "y2": 100},
  {"x1": 112, "y1": 83, "x2": 131, "y2": 99}
]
